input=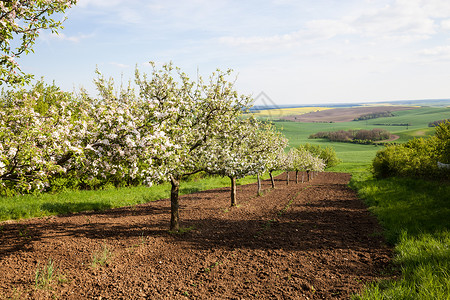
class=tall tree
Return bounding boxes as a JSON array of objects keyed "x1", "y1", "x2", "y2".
[
  {"x1": 0, "y1": 74, "x2": 173, "y2": 194},
  {"x1": 254, "y1": 122, "x2": 288, "y2": 191},
  {"x1": 206, "y1": 118, "x2": 288, "y2": 205},
  {"x1": 205, "y1": 118, "x2": 257, "y2": 206},
  {"x1": 1, "y1": 0, "x2": 77, "y2": 85},
  {"x1": 135, "y1": 63, "x2": 252, "y2": 231}
]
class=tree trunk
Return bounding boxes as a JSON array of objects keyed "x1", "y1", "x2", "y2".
[
  {"x1": 257, "y1": 173, "x2": 262, "y2": 196},
  {"x1": 170, "y1": 175, "x2": 181, "y2": 231},
  {"x1": 296, "y1": 171, "x2": 299, "y2": 184},
  {"x1": 269, "y1": 171, "x2": 275, "y2": 188},
  {"x1": 302, "y1": 173, "x2": 305, "y2": 183},
  {"x1": 307, "y1": 170, "x2": 310, "y2": 182},
  {"x1": 286, "y1": 171, "x2": 290, "y2": 185},
  {"x1": 230, "y1": 176, "x2": 237, "y2": 206}
]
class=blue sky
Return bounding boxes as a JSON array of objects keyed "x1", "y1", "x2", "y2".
[{"x1": 19, "y1": 0, "x2": 450, "y2": 105}]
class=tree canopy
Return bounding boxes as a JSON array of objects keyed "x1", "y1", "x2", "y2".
[{"x1": 1, "y1": 0, "x2": 77, "y2": 85}]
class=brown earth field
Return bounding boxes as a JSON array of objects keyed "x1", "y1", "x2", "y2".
[
  {"x1": 282, "y1": 106, "x2": 418, "y2": 123},
  {"x1": 0, "y1": 172, "x2": 394, "y2": 299}
]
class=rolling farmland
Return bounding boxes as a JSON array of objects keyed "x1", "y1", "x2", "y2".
[{"x1": 258, "y1": 105, "x2": 450, "y2": 171}]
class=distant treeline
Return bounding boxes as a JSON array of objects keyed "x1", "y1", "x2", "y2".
[
  {"x1": 309, "y1": 128, "x2": 391, "y2": 144},
  {"x1": 428, "y1": 119, "x2": 450, "y2": 127},
  {"x1": 353, "y1": 111, "x2": 394, "y2": 121},
  {"x1": 373, "y1": 123, "x2": 411, "y2": 126}
]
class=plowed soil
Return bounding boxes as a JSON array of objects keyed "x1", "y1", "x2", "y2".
[{"x1": 0, "y1": 172, "x2": 393, "y2": 299}]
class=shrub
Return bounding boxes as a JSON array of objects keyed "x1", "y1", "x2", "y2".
[
  {"x1": 428, "y1": 119, "x2": 450, "y2": 127},
  {"x1": 353, "y1": 111, "x2": 394, "y2": 121},
  {"x1": 298, "y1": 143, "x2": 340, "y2": 169},
  {"x1": 309, "y1": 128, "x2": 391, "y2": 144},
  {"x1": 372, "y1": 139, "x2": 438, "y2": 178},
  {"x1": 435, "y1": 120, "x2": 450, "y2": 164},
  {"x1": 372, "y1": 122, "x2": 450, "y2": 179}
]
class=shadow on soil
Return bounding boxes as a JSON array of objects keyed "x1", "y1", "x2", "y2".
[
  {"x1": 0, "y1": 203, "x2": 171, "y2": 259},
  {"x1": 0, "y1": 172, "x2": 387, "y2": 264}
]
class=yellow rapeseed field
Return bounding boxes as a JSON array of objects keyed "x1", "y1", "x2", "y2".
[{"x1": 250, "y1": 107, "x2": 333, "y2": 118}]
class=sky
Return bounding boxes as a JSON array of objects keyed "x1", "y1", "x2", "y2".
[{"x1": 18, "y1": 0, "x2": 450, "y2": 106}]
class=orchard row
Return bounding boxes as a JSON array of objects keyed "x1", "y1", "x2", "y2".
[{"x1": 0, "y1": 63, "x2": 327, "y2": 230}]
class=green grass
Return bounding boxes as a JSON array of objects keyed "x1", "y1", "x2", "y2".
[
  {"x1": 0, "y1": 172, "x2": 282, "y2": 222},
  {"x1": 367, "y1": 107, "x2": 450, "y2": 129},
  {"x1": 350, "y1": 172, "x2": 450, "y2": 299},
  {"x1": 396, "y1": 127, "x2": 436, "y2": 143},
  {"x1": 35, "y1": 259, "x2": 56, "y2": 289},
  {"x1": 91, "y1": 244, "x2": 113, "y2": 268}
]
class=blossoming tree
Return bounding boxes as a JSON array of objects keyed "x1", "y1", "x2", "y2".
[
  {"x1": 135, "y1": 63, "x2": 252, "y2": 231},
  {"x1": 1, "y1": 0, "x2": 77, "y2": 85},
  {"x1": 293, "y1": 148, "x2": 326, "y2": 182},
  {"x1": 0, "y1": 82, "x2": 83, "y2": 193},
  {"x1": 259, "y1": 126, "x2": 288, "y2": 189},
  {"x1": 283, "y1": 148, "x2": 326, "y2": 185},
  {"x1": 1, "y1": 61, "x2": 288, "y2": 232},
  {"x1": 0, "y1": 76, "x2": 174, "y2": 194},
  {"x1": 205, "y1": 118, "x2": 256, "y2": 206},
  {"x1": 76, "y1": 70, "x2": 177, "y2": 187}
]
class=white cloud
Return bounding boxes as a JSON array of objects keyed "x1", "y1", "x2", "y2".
[
  {"x1": 414, "y1": 0, "x2": 450, "y2": 18},
  {"x1": 218, "y1": 19, "x2": 357, "y2": 51},
  {"x1": 419, "y1": 45, "x2": 450, "y2": 60},
  {"x1": 109, "y1": 62, "x2": 130, "y2": 69},
  {"x1": 76, "y1": 0, "x2": 125, "y2": 8},
  {"x1": 42, "y1": 32, "x2": 94, "y2": 43},
  {"x1": 441, "y1": 19, "x2": 450, "y2": 31},
  {"x1": 117, "y1": 7, "x2": 144, "y2": 24},
  {"x1": 219, "y1": 0, "x2": 449, "y2": 50},
  {"x1": 303, "y1": 19, "x2": 357, "y2": 40},
  {"x1": 74, "y1": 0, "x2": 146, "y2": 25},
  {"x1": 352, "y1": 1, "x2": 436, "y2": 41}
]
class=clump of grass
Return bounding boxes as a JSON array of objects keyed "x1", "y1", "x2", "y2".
[
  {"x1": 35, "y1": 259, "x2": 56, "y2": 289},
  {"x1": 203, "y1": 261, "x2": 221, "y2": 274},
  {"x1": 91, "y1": 244, "x2": 113, "y2": 268},
  {"x1": 169, "y1": 226, "x2": 195, "y2": 235},
  {"x1": 350, "y1": 172, "x2": 450, "y2": 299},
  {"x1": 139, "y1": 232, "x2": 147, "y2": 245}
]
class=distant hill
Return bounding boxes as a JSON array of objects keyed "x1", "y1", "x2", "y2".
[
  {"x1": 250, "y1": 99, "x2": 450, "y2": 111},
  {"x1": 361, "y1": 99, "x2": 450, "y2": 107},
  {"x1": 281, "y1": 106, "x2": 418, "y2": 123}
]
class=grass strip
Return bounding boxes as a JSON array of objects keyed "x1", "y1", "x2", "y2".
[
  {"x1": 0, "y1": 171, "x2": 282, "y2": 222},
  {"x1": 350, "y1": 172, "x2": 450, "y2": 299}
]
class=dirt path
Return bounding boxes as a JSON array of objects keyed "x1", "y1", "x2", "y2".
[
  {"x1": 0, "y1": 172, "x2": 392, "y2": 299},
  {"x1": 374, "y1": 134, "x2": 400, "y2": 143}
]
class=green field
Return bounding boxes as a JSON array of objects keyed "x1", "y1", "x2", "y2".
[{"x1": 268, "y1": 106, "x2": 450, "y2": 172}]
